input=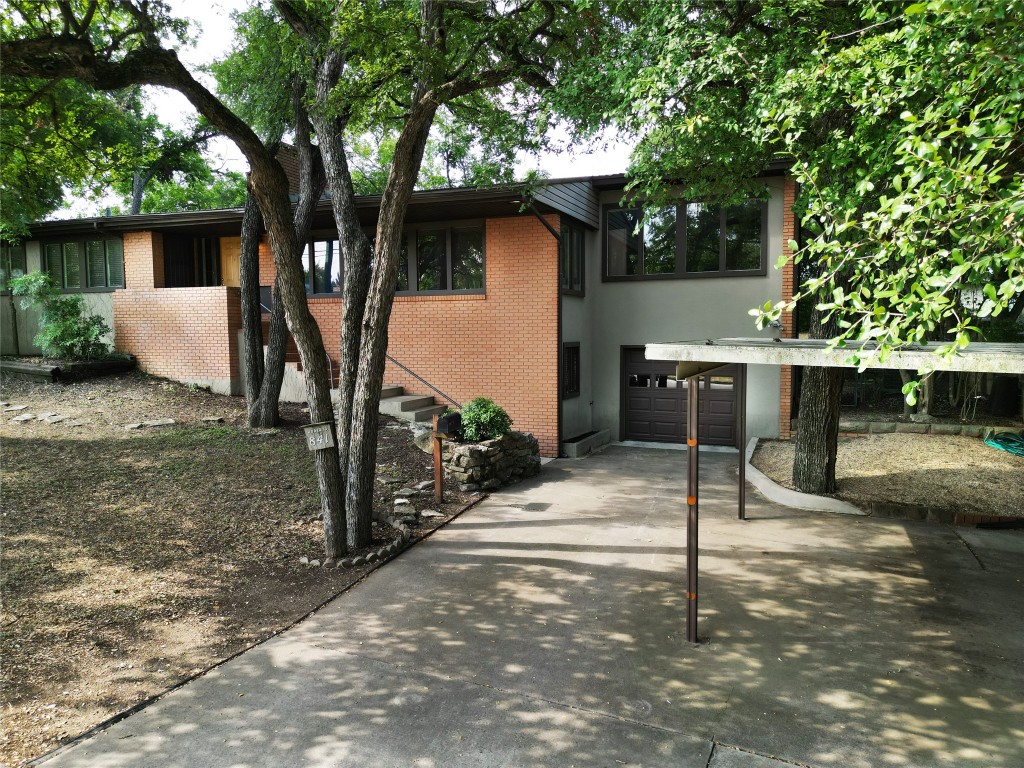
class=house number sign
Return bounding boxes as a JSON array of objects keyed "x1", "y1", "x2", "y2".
[{"x1": 302, "y1": 422, "x2": 335, "y2": 451}]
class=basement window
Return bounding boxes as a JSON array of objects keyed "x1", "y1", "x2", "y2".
[{"x1": 563, "y1": 343, "x2": 581, "y2": 399}]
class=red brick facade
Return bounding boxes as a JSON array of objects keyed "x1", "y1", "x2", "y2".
[
  {"x1": 385, "y1": 216, "x2": 560, "y2": 455},
  {"x1": 778, "y1": 178, "x2": 798, "y2": 440},
  {"x1": 115, "y1": 231, "x2": 242, "y2": 394}
]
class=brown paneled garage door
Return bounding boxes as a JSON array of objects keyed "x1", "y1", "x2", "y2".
[{"x1": 622, "y1": 347, "x2": 740, "y2": 447}]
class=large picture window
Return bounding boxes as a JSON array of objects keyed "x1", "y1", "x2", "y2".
[
  {"x1": 42, "y1": 238, "x2": 124, "y2": 290},
  {"x1": 604, "y1": 200, "x2": 766, "y2": 280},
  {"x1": 398, "y1": 223, "x2": 485, "y2": 295}
]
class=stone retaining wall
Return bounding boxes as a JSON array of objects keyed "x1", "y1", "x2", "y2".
[
  {"x1": 835, "y1": 420, "x2": 1024, "y2": 438},
  {"x1": 446, "y1": 431, "x2": 541, "y2": 491}
]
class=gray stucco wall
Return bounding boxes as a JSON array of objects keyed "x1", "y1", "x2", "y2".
[
  {"x1": 585, "y1": 178, "x2": 787, "y2": 441},
  {"x1": 560, "y1": 296, "x2": 592, "y2": 439}
]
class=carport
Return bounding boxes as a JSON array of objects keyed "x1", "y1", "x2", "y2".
[{"x1": 645, "y1": 338, "x2": 1024, "y2": 643}]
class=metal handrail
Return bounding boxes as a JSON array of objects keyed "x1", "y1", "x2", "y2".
[
  {"x1": 386, "y1": 354, "x2": 461, "y2": 409},
  {"x1": 259, "y1": 301, "x2": 333, "y2": 386},
  {"x1": 260, "y1": 299, "x2": 447, "y2": 405}
]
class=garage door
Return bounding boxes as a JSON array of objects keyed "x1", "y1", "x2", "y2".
[{"x1": 622, "y1": 348, "x2": 739, "y2": 446}]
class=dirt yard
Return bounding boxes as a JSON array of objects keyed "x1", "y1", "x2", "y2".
[
  {"x1": 752, "y1": 432, "x2": 1024, "y2": 517},
  {"x1": 0, "y1": 372, "x2": 473, "y2": 766}
]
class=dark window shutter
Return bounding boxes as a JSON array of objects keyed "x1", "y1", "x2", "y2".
[
  {"x1": 44, "y1": 243, "x2": 63, "y2": 285},
  {"x1": 87, "y1": 240, "x2": 107, "y2": 287},
  {"x1": 63, "y1": 242, "x2": 81, "y2": 288},
  {"x1": 106, "y1": 240, "x2": 124, "y2": 287}
]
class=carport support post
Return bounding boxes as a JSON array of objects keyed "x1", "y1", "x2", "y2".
[
  {"x1": 739, "y1": 363, "x2": 746, "y2": 520},
  {"x1": 686, "y1": 375, "x2": 700, "y2": 644}
]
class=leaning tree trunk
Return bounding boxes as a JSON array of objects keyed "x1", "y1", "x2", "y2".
[
  {"x1": 252, "y1": 87, "x2": 327, "y2": 427},
  {"x1": 792, "y1": 307, "x2": 845, "y2": 494},
  {"x1": 345, "y1": 102, "x2": 438, "y2": 547}
]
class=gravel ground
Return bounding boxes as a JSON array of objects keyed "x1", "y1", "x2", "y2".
[
  {"x1": 752, "y1": 433, "x2": 1024, "y2": 517},
  {"x1": 0, "y1": 372, "x2": 474, "y2": 766}
]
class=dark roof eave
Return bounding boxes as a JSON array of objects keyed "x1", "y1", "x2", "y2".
[{"x1": 28, "y1": 183, "x2": 533, "y2": 238}]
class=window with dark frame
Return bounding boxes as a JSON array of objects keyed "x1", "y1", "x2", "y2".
[
  {"x1": 560, "y1": 222, "x2": 585, "y2": 295},
  {"x1": 604, "y1": 200, "x2": 766, "y2": 280},
  {"x1": 301, "y1": 238, "x2": 342, "y2": 296},
  {"x1": 1, "y1": 243, "x2": 27, "y2": 292},
  {"x1": 563, "y1": 342, "x2": 581, "y2": 399},
  {"x1": 42, "y1": 238, "x2": 124, "y2": 290},
  {"x1": 399, "y1": 223, "x2": 485, "y2": 295},
  {"x1": 301, "y1": 224, "x2": 483, "y2": 298}
]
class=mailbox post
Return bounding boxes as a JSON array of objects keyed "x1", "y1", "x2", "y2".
[{"x1": 432, "y1": 412, "x2": 461, "y2": 503}]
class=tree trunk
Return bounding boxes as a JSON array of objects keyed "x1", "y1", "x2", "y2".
[
  {"x1": 792, "y1": 307, "x2": 844, "y2": 494},
  {"x1": 252, "y1": 280, "x2": 289, "y2": 425},
  {"x1": 239, "y1": 193, "x2": 267, "y2": 424},
  {"x1": 306, "y1": 51, "x2": 374, "y2": 547},
  {"x1": 252, "y1": 89, "x2": 326, "y2": 427},
  {"x1": 345, "y1": 102, "x2": 438, "y2": 547},
  {"x1": 919, "y1": 373, "x2": 934, "y2": 417},
  {"x1": 250, "y1": 163, "x2": 346, "y2": 559},
  {"x1": 129, "y1": 170, "x2": 153, "y2": 215},
  {"x1": 7, "y1": 294, "x2": 20, "y2": 355},
  {"x1": 898, "y1": 370, "x2": 916, "y2": 416}
]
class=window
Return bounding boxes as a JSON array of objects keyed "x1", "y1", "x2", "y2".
[
  {"x1": 563, "y1": 343, "x2": 581, "y2": 398},
  {"x1": 399, "y1": 223, "x2": 485, "y2": 295},
  {"x1": 684, "y1": 200, "x2": 764, "y2": 274},
  {"x1": 1, "y1": 243, "x2": 27, "y2": 292},
  {"x1": 298, "y1": 224, "x2": 484, "y2": 297},
  {"x1": 164, "y1": 236, "x2": 219, "y2": 288},
  {"x1": 604, "y1": 200, "x2": 766, "y2": 280},
  {"x1": 42, "y1": 238, "x2": 124, "y2": 290},
  {"x1": 561, "y1": 223, "x2": 585, "y2": 295},
  {"x1": 303, "y1": 239, "x2": 341, "y2": 295}
]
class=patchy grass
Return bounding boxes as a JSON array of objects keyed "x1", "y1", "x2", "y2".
[{"x1": 0, "y1": 373, "x2": 471, "y2": 765}]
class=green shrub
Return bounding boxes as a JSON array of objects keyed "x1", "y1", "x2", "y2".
[
  {"x1": 460, "y1": 397, "x2": 513, "y2": 442},
  {"x1": 10, "y1": 271, "x2": 112, "y2": 360}
]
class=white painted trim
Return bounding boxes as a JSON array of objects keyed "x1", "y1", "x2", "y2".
[{"x1": 745, "y1": 437, "x2": 866, "y2": 516}]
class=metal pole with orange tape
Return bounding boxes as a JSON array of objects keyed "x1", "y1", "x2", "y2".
[{"x1": 686, "y1": 374, "x2": 700, "y2": 643}]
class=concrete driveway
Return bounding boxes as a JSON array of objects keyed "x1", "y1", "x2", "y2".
[{"x1": 41, "y1": 446, "x2": 1024, "y2": 768}]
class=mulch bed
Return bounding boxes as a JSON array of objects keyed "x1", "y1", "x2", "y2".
[
  {"x1": 752, "y1": 432, "x2": 1024, "y2": 518},
  {"x1": 0, "y1": 372, "x2": 473, "y2": 766}
]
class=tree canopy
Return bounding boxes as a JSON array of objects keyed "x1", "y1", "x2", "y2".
[{"x1": 559, "y1": 0, "x2": 1022, "y2": 367}]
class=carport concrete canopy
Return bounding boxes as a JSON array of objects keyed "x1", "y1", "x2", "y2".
[{"x1": 645, "y1": 338, "x2": 1024, "y2": 643}]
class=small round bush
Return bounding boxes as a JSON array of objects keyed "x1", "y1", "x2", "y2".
[{"x1": 460, "y1": 397, "x2": 512, "y2": 442}]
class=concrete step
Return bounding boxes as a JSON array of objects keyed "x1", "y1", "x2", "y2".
[
  {"x1": 380, "y1": 394, "x2": 436, "y2": 418},
  {"x1": 410, "y1": 404, "x2": 447, "y2": 423},
  {"x1": 381, "y1": 385, "x2": 404, "y2": 399}
]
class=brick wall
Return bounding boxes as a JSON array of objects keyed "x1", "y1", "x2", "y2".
[
  {"x1": 385, "y1": 216, "x2": 560, "y2": 455},
  {"x1": 113, "y1": 286, "x2": 242, "y2": 395},
  {"x1": 779, "y1": 178, "x2": 798, "y2": 440},
  {"x1": 123, "y1": 231, "x2": 164, "y2": 290},
  {"x1": 257, "y1": 216, "x2": 561, "y2": 455}
]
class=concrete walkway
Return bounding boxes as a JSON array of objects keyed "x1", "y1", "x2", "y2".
[{"x1": 41, "y1": 446, "x2": 1024, "y2": 768}]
